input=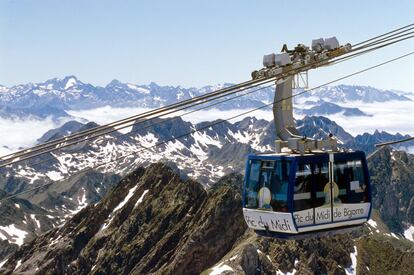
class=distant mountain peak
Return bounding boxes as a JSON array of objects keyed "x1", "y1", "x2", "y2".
[
  {"x1": 0, "y1": 78, "x2": 411, "y2": 122},
  {"x1": 106, "y1": 79, "x2": 123, "y2": 87},
  {"x1": 62, "y1": 75, "x2": 79, "y2": 89},
  {"x1": 40, "y1": 75, "x2": 82, "y2": 90},
  {"x1": 148, "y1": 81, "x2": 160, "y2": 88}
]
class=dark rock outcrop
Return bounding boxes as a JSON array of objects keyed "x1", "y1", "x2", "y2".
[
  {"x1": 1, "y1": 163, "x2": 246, "y2": 274},
  {"x1": 2, "y1": 161, "x2": 414, "y2": 274},
  {"x1": 368, "y1": 146, "x2": 414, "y2": 232}
]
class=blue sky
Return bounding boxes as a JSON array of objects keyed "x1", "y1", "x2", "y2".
[{"x1": 0, "y1": 0, "x2": 413, "y2": 91}]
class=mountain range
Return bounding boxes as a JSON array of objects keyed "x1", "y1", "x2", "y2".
[
  {"x1": 0, "y1": 76, "x2": 411, "y2": 120},
  {"x1": 0, "y1": 114, "x2": 413, "y2": 266},
  {"x1": 0, "y1": 77, "x2": 414, "y2": 273}
]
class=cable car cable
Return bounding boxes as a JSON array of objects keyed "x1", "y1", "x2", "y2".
[
  {"x1": 0, "y1": 79, "x2": 277, "y2": 167},
  {"x1": 352, "y1": 31, "x2": 414, "y2": 52},
  {"x1": 1, "y1": 33, "x2": 413, "y2": 168},
  {"x1": 2, "y1": 24, "x2": 414, "y2": 164},
  {"x1": 329, "y1": 34, "x2": 414, "y2": 66},
  {"x1": 5, "y1": 83, "x2": 277, "y2": 171},
  {"x1": 352, "y1": 23, "x2": 414, "y2": 47},
  {"x1": 2, "y1": 51, "x2": 411, "y2": 202},
  {"x1": 374, "y1": 136, "x2": 414, "y2": 147},
  {"x1": 0, "y1": 78, "x2": 273, "y2": 161},
  {"x1": 2, "y1": 25, "x2": 413, "y2": 166}
]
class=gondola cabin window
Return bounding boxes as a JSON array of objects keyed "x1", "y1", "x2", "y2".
[
  {"x1": 293, "y1": 164, "x2": 312, "y2": 211},
  {"x1": 245, "y1": 159, "x2": 290, "y2": 212},
  {"x1": 313, "y1": 163, "x2": 330, "y2": 208},
  {"x1": 334, "y1": 159, "x2": 369, "y2": 204}
]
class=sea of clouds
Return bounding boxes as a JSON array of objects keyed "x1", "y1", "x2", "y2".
[
  {"x1": 67, "y1": 99, "x2": 414, "y2": 136},
  {"x1": 0, "y1": 117, "x2": 71, "y2": 155},
  {"x1": 0, "y1": 99, "x2": 413, "y2": 156}
]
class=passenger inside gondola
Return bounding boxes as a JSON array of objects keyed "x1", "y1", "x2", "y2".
[
  {"x1": 269, "y1": 160, "x2": 289, "y2": 212},
  {"x1": 243, "y1": 152, "x2": 371, "y2": 237},
  {"x1": 293, "y1": 164, "x2": 312, "y2": 212},
  {"x1": 245, "y1": 159, "x2": 289, "y2": 212},
  {"x1": 335, "y1": 159, "x2": 369, "y2": 204},
  {"x1": 313, "y1": 163, "x2": 329, "y2": 208}
]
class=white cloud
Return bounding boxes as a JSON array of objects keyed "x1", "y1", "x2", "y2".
[
  {"x1": 0, "y1": 117, "x2": 69, "y2": 155},
  {"x1": 317, "y1": 100, "x2": 414, "y2": 136},
  {"x1": 1, "y1": 99, "x2": 412, "y2": 157},
  {"x1": 68, "y1": 106, "x2": 274, "y2": 128},
  {"x1": 68, "y1": 106, "x2": 152, "y2": 134},
  {"x1": 68, "y1": 102, "x2": 414, "y2": 137},
  {"x1": 68, "y1": 106, "x2": 151, "y2": 126}
]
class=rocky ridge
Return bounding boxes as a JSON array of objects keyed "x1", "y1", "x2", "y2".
[
  {"x1": 1, "y1": 163, "x2": 246, "y2": 274},
  {"x1": 1, "y1": 163, "x2": 413, "y2": 274},
  {"x1": 0, "y1": 116, "x2": 413, "y2": 263}
]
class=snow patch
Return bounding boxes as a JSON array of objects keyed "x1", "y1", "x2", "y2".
[
  {"x1": 209, "y1": 262, "x2": 234, "y2": 275},
  {"x1": 0, "y1": 224, "x2": 28, "y2": 246},
  {"x1": 367, "y1": 219, "x2": 377, "y2": 228},
  {"x1": 15, "y1": 259, "x2": 22, "y2": 270},
  {"x1": 193, "y1": 131, "x2": 222, "y2": 149},
  {"x1": 15, "y1": 167, "x2": 44, "y2": 184},
  {"x1": 64, "y1": 77, "x2": 77, "y2": 89},
  {"x1": 275, "y1": 257, "x2": 298, "y2": 275},
  {"x1": 135, "y1": 189, "x2": 149, "y2": 208},
  {"x1": 30, "y1": 214, "x2": 41, "y2": 229},
  {"x1": 230, "y1": 130, "x2": 250, "y2": 144},
  {"x1": 112, "y1": 185, "x2": 138, "y2": 213},
  {"x1": 138, "y1": 133, "x2": 158, "y2": 148},
  {"x1": 276, "y1": 269, "x2": 296, "y2": 275},
  {"x1": 404, "y1": 225, "x2": 414, "y2": 242},
  {"x1": 229, "y1": 255, "x2": 238, "y2": 261},
  {"x1": 49, "y1": 235, "x2": 62, "y2": 247},
  {"x1": 294, "y1": 259, "x2": 299, "y2": 266},
  {"x1": 70, "y1": 188, "x2": 88, "y2": 215},
  {"x1": 101, "y1": 185, "x2": 139, "y2": 231},
  {"x1": 391, "y1": 232, "x2": 399, "y2": 239},
  {"x1": 345, "y1": 246, "x2": 357, "y2": 275},
  {"x1": 46, "y1": 171, "x2": 64, "y2": 181}
]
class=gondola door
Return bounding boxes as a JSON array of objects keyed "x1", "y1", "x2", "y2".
[
  {"x1": 257, "y1": 161, "x2": 274, "y2": 210},
  {"x1": 312, "y1": 157, "x2": 333, "y2": 226},
  {"x1": 293, "y1": 155, "x2": 333, "y2": 228},
  {"x1": 327, "y1": 154, "x2": 336, "y2": 223}
]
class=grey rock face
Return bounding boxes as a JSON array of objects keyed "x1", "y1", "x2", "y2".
[
  {"x1": 368, "y1": 146, "x2": 414, "y2": 232},
  {"x1": 1, "y1": 163, "x2": 247, "y2": 274}
]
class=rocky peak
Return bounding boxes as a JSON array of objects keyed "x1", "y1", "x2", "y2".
[
  {"x1": 368, "y1": 146, "x2": 414, "y2": 232},
  {"x1": 297, "y1": 115, "x2": 354, "y2": 144},
  {"x1": 37, "y1": 120, "x2": 85, "y2": 143},
  {"x1": 105, "y1": 79, "x2": 123, "y2": 88},
  {"x1": 1, "y1": 163, "x2": 246, "y2": 274},
  {"x1": 1, "y1": 162, "x2": 414, "y2": 274},
  {"x1": 42, "y1": 75, "x2": 82, "y2": 90}
]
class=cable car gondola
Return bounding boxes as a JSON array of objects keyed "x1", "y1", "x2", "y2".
[
  {"x1": 242, "y1": 151, "x2": 371, "y2": 239},
  {"x1": 243, "y1": 40, "x2": 372, "y2": 238}
]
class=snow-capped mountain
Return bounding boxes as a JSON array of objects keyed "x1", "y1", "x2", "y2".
[
  {"x1": 1, "y1": 77, "x2": 413, "y2": 265},
  {"x1": 1, "y1": 115, "x2": 364, "y2": 193},
  {"x1": 296, "y1": 84, "x2": 412, "y2": 103},
  {"x1": 0, "y1": 77, "x2": 269, "y2": 114},
  {"x1": 0, "y1": 115, "x2": 414, "y2": 263},
  {"x1": 0, "y1": 76, "x2": 411, "y2": 120}
]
